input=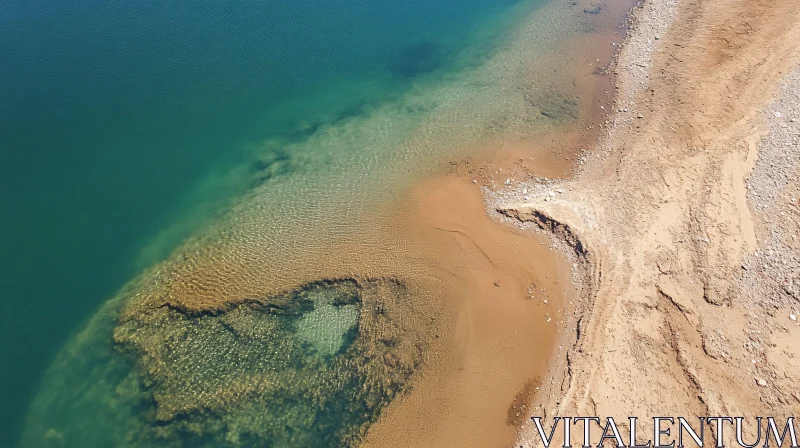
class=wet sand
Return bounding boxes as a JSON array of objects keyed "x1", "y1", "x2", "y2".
[
  {"x1": 359, "y1": 1, "x2": 637, "y2": 445},
  {"x1": 360, "y1": 176, "x2": 570, "y2": 448}
]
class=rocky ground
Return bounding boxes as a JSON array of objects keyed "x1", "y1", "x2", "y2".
[{"x1": 737, "y1": 68, "x2": 800, "y2": 405}]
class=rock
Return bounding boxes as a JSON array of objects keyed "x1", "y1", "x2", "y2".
[
  {"x1": 638, "y1": 113, "x2": 645, "y2": 119},
  {"x1": 791, "y1": 314, "x2": 797, "y2": 321},
  {"x1": 756, "y1": 378, "x2": 768, "y2": 387},
  {"x1": 548, "y1": 191, "x2": 556, "y2": 197}
]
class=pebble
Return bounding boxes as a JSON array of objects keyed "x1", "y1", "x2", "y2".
[
  {"x1": 756, "y1": 378, "x2": 768, "y2": 387},
  {"x1": 791, "y1": 314, "x2": 797, "y2": 321}
]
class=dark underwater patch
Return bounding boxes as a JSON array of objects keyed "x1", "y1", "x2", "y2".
[
  {"x1": 525, "y1": 91, "x2": 580, "y2": 121},
  {"x1": 583, "y1": 4, "x2": 603, "y2": 15},
  {"x1": 108, "y1": 278, "x2": 422, "y2": 448},
  {"x1": 390, "y1": 40, "x2": 444, "y2": 79},
  {"x1": 249, "y1": 147, "x2": 300, "y2": 187}
]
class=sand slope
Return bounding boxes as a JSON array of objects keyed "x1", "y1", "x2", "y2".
[{"x1": 498, "y1": 0, "x2": 800, "y2": 439}]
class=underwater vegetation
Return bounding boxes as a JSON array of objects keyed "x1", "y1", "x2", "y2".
[
  {"x1": 390, "y1": 40, "x2": 444, "y2": 78},
  {"x1": 24, "y1": 278, "x2": 423, "y2": 448}
]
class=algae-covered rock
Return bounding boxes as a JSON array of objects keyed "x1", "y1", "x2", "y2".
[{"x1": 22, "y1": 278, "x2": 423, "y2": 448}]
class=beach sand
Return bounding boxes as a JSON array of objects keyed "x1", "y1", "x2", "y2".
[
  {"x1": 359, "y1": 177, "x2": 570, "y2": 448},
  {"x1": 359, "y1": 3, "x2": 640, "y2": 445},
  {"x1": 488, "y1": 0, "x2": 800, "y2": 443}
]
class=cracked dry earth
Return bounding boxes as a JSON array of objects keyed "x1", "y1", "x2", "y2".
[{"x1": 496, "y1": 0, "x2": 800, "y2": 439}]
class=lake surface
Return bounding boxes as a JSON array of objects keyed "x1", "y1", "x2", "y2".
[{"x1": 0, "y1": 0, "x2": 613, "y2": 446}]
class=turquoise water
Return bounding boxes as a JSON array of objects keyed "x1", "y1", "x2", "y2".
[
  {"x1": 0, "y1": 0, "x2": 542, "y2": 446},
  {"x1": 0, "y1": 0, "x2": 619, "y2": 445}
]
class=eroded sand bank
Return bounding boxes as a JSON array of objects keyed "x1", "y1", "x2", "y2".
[{"x1": 490, "y1": 0, "x2": 800, "y2": 444}]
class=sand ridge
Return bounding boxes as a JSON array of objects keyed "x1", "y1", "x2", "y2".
[{"x1": 493, "y1": 0, "x2": 800, "y2": 442}]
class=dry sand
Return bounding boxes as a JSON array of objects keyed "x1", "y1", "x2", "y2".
[{"x1": 488, "y1": 0, "x2": 800, "y2": 443}]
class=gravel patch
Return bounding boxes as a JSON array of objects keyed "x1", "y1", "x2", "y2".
[{"x1": 739, "y1": 67, "x2": 800, "y2": 312}]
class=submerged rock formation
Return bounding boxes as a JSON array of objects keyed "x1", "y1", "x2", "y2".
[{"x1": 24, "y1": 278, "x2": 424, "y2": 448}]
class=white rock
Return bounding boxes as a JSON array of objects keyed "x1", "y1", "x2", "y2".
[
  {"x1": 522, "y1": 187, "x2": 528, "y2": 194},
  {"x1": 774, "y1": 111, "x2": 782, "y2": 118},
  {"x1": 791, "y1": 314, "x2": 797, "y2": 321},
  {"x1": 548, "y1": 191, "x2": 556, "y2": 197},
  {"x1": 756, "y1": 378, "x2": 767, "y2": 387}
]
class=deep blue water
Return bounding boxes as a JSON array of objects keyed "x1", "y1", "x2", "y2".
[{"x1": 0, "y1": 0, "x2": 527, "y2": 446}]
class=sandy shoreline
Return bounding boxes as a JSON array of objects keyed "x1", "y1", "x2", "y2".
[
  {"x1": 359, "y1": 2, "x2": 643, "y2": 446},
  {"x1": 490, "y1": 0, "x2": 800, "y2": 444},
  {"x1": 23, "y1": 0, "x2": 800, "y2": 446},
  {"x1": 22, "y1": 0, "x2": 646, "y2": 446}
]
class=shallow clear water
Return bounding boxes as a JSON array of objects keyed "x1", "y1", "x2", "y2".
[
  {"x1": 0, "y1": 1, "x2": 533, "y2": 445},
  {"x1": 1, "y1": 0, "x2": 611, "y2": 446}
]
